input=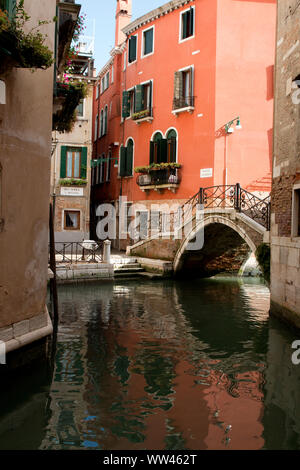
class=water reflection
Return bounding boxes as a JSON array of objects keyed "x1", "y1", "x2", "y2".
[{"x1": 0, "y1": 278, "x2": 299, "y2": 450}]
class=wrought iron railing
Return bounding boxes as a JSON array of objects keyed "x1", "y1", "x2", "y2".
[
  {"x1": 137, "y1": 168, "x2": 181, "y2": 187},
  {"x1": 131, "y1": 107, "x2": 153, "y2": 121},
  {"x1": 173, "y1": 96, "x2": 195, "y2": 110},
  {"x1": 49, "y1": 241, "x2": 103, "y2": 264},
  {"x1": 179, "y1": 183, "x2": 270, "y2": 230}
]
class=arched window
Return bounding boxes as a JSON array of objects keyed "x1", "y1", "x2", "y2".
[
  {"x1": 166, "y1": 129, "x2": 177, "y2": 163},
  {"x1": 100, "y1": 109, "x2": 104, "y2": 137},
  {"x1": 150, "y1": 132, "x2": 165, "y2": 164}
]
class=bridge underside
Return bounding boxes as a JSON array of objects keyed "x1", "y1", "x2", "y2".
[{"x1": 176, "y1": 223, "x2": 252, "y2": 279}]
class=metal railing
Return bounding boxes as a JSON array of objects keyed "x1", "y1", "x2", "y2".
[
  {"x1": 172, "y1": 96, "x2": 195, "y2": 110},
  {"x1": 49, "y1": 241, "x2": 103, "y2": 264},
  {"x1": 179, "y1": 183, "x2": 271, "y2": 230},
  {"x1": 137, "y1": 167, "x2": 181, "y2": 187},
  {"x1": 131, "y1": 107, "x2": 153, "y2": 121}
]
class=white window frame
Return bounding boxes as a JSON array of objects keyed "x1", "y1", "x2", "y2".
[
  {"x1": 179, "y1": 5, "x2": 195, "y2": 44},
  {"x1": 76, "y1": 98, "x2": 85, "y2": 120},
  {"x1": 141, "y1": 25, "x2": 155, "y2": 59},
  {"x1": 128, "y1": 33, "x2": 138, "y2": 66},
  {"x1": 62, "y1": 209, "x2": 81, "y2": 232},
  {"x1": 111, "y1": 64, "x2": 114, "y2": 84},
  {"x1": 124, "y1": 51, "x2": 127, "y2": 70}
]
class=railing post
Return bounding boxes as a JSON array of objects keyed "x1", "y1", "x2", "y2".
[
  {"x1": 103, "y1": 240, "x2": 111, "y2": 264},
  {"x1": 199, "y1": 187, "x2": 204, "y2": 205},
  {"x1": 235, "y1": 183, "x2": 241, "y2": 212}
]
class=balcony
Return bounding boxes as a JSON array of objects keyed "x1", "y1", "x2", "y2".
[
  {"x1": 131, "y1": 107, "x2": 153, "y2": 124},
  {"x1": 172, "y1": 96, "x2": 195, "y2": 116},
  {"x1": 137, "y1": 167, "x2": 181, "y2": 193}
]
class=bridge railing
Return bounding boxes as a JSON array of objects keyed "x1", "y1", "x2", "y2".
[{"x1": 173, "y1": 183, "x2": 270, "y2": 232}]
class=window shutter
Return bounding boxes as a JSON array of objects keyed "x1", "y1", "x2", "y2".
[
  {"x1": 120, "y1": 147, "x2": 127, "y2": 176},
  {"x1": 129, "y1": 35, "x2": 137, "y2": 62},
  {"x1": 126, "y1": 146, "x2": 133, "y2": 176},
  {"x1": 60, "y1": 146, "x2": 67, "y2": 178},
  {"x1": 135, "y1": 84, "x2": 144, "y2": 112},
  {"x1": 150, "y1": 141, "x2": 155, "y2": 164},
  {"x1": 8, "y1": 0, "x2": 16, "y2": 19},
  {"x1": 81, "y1": 147, "x2": 87, "y2": 179},
  {"x1": 174, "y1": 71, "x2": 183, "y2": 108},
  {"x1": 189, "y1": 67, "x2": 193, "y2": 98},
  {"x1": 149, "y1": 81, "x2": 153, "y2": 113},
  {"x1": 122, "y1": 91, "x2": 130, "y2": 118},
  {"x1": 190, "y1": 7, "x2": 194, "y2": 36},
  {"x1": 160, "y1": 139, "x2": 168, "y2": 163},
  {"x1": 182, "y1": 12, "x2": 187, "y2": 39}
]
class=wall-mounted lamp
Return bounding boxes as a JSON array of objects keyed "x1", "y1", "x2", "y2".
[{"x1": 225, "y1": 117, "x2": 242, "y2": 134}]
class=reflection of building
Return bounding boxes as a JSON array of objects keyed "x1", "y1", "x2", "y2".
[
  {"x1": 51, "y1": 40, "x2": 96, "y2": 244},
  {"x1": 0, "y1": 0, "x2": 80, "y2": 366},
  {"x1": 270, "y1": 2, "x2": 300, "y2": 328},
  {"x1": 91, "y1": 0, "x2": 276, "y2": 249}
]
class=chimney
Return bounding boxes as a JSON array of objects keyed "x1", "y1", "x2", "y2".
[{"x1": 115, "y1": 0, "x2": 132, "y2": 47}]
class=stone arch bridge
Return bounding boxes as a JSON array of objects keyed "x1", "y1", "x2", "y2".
[{"x1": 127, "y1": 184, "x2": 270, "y2": 278}]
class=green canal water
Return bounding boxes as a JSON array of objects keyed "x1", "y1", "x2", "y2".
[{"x1": 0, "y1": 277, "x2": 300, "y2": 450}]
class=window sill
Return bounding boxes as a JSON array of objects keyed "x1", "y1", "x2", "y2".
[
  {"x1": 133, "y1": 116, "x2": 154, "y2": 125},
  {"x1": 117, "y1": 175, "x2": 133, "y2": 179},
  {"x1": 172, "y1": 106, "x2": 194, "y2": 116}
]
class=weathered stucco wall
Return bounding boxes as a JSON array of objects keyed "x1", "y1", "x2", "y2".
[
  {"x1": 0, "y1": 0, "x2": 56, "y2": 329},
  {"x1": 270, "y1": 0, "x2": 300, "y2": 327}
]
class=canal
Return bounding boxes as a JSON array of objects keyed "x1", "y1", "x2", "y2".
[{"x1": 0, "y1": 277, "x2": 299, "y2": 450}]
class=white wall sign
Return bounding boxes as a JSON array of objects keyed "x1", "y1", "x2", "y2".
[
  {"x1": 61, "y1": 187, "x2": 84, "y2": 197},
  {"x1": 200, "y1": 168, "x2": 213, "y2": 178},
  {"x1": 0, "y1": 80, "x2": 6, "y2": 105}
]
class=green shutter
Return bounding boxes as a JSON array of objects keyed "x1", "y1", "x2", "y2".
[
  {"x1": 129, "y1": 35, "x2": 137, "y2": 63},
  {"x1": 149, "y1": 81, "x2": 153, "y2": 113},
  {"x1": 150, "y1": 141, "x2": 155, "y2": 165},
  {"x1": 60, "y1": 146, "x2": 67, "y2": 178},
  {"x1": 126, "y1": 142, "x2": 133, "y2": 176},
  {"x1": 135, "y1": 84, "x2": 144, "y2": 112},
  {"x1": 120, "y1": 147, "x2": 127, "y2": 177},
  {"x1": 182, "y1": 12, "x2": 187, "y2": 39},
  {"x1": 190, "y1": 7, "x2": 194, "y2": 36},
  {"x1": 81, "y1": 147, "x2": 87, "y2": 179},
  {"x1": 122, "y1": 91, "x2": 130, "y2": 118},
  {"x1": 144, "y1": 28, "x2": 153, "y2": 55},
  {"x1": 160, "y1": 139, "x2": 168, "y2": 163}
]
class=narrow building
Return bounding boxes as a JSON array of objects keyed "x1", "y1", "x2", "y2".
[
  {"x1": 271, "y1": 1, "x2": 300, "y2": 328},
  {"x1": 91, "y1": 0, "x2": 276, "y2": 251},
  {"x1": 0, "y1": 0, "x2": 81, "y2": 367}
]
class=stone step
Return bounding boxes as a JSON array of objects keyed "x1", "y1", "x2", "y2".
[
  {"x1": 114, "y1": 263, "x2": 142, "y2": 270},
  {"x1": 114, "y1": 267, "x2": 144, "y2": 274}
]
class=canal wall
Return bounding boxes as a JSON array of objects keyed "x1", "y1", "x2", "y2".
[{"x1": 56, "y1": 263, "x2": 114, "y2": 283}]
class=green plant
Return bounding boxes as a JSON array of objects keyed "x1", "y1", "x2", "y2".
[
  {"x1": 0, "y1": 1, "x2": 54, "y2": 70},
  {"x1": 53, "y1": 81, "x2": 87, "y2": 133},
  {"x1": 132, "y1": 109, "x2": 151, "y2": 120},
  {"x1": 59, "y1": 178, "x2": 87, "y2": 186},
  {"x1": 134, "y1": 162, "x2": 182, "y2": 173},
  {"x1": 255, "y1": 243, "x2": 270, "y2": 283}
]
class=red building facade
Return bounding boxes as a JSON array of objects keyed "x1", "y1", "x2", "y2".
[{"x1": 91, "y1": 0, "x2": 276, "y2": 249}]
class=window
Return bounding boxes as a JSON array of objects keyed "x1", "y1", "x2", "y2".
[
  {"x1": 76, "y1": 99, "x2": 84, "y2": 118},
  {"x1": 119, "y1": 139, "x2": 134, "y2": 177},
  {"x1": 128, "y1": 35, "x2": 137, "y2": 63},
  {"x1": 64, "y1": 211, "x2": 80, "y2": 230},
  {"x1": 142, "y1": 27, "x2": 154, "y2": 57},
  {"x1": 100, "y1": 156, "x2": 105, "y2": 184},
  {"x1": 104, "y1": 106, "x2": 108, "y2": 135},
  {"x1": 94, "y1": 115, "x2": 98, "y2": 141},
  {"x1": 111, "y1": 65, "x2": 114, "y2": 83},
  {"x1": 0, "y1": 0, "x2": 16, "y2": 20},
  {"x1": 96, "y1": 84, "x2": 100, "y2": 99},
  {"x1": 99, "y1": 110, "x2": 103, "y2": 137},
  {"x1": 292, "y1": 186, "x2": 300, "y2": 237},
  {"x1": 122, "y1": 81, "x2": 153, "y2": 119},
  {"x1": 101, "y1": 72, "x2": 109, "y2": 93},
  {"x1": 173, "y1": 67, "x2": 194, "y2": 110},
  {"x1": 180, "y1": 6, "x2": 195, "y2": 41},
  {"x1": 60, "y1": 147, "x2": 87, "y2": 179},
  {"x1": 150, "y1": 130, "x2": 177, "y2": 164},
  {"x1": 106, "y1": 150, "x2": 112, "y2": 182}
]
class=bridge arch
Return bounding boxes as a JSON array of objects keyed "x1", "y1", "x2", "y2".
[{"x1": 174, "y1": 213, "x2": 263, "y2": 277}]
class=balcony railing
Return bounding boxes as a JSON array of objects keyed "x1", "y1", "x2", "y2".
[
  {"x1": 172, "y1": 96, "x2": 194, "y2": 110},
  {"x1": 137, "y1": 167, "x2": 181, "y2": 188}
]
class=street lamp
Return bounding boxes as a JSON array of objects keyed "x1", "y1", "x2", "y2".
[
  {"x1": 223, "y1": 117, "x2": 242, "y2": 186},
  {"x1": 225, "y1": 117, "x2": 242, "y2": 134}
]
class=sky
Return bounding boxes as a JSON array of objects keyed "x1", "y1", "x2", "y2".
[{"x1": 78, "y1": 0, "x2": 165, "y2": 73}]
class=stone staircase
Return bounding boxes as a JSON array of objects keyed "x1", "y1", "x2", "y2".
[{"x1": 112, "y1": 255, "x2": 165, "y2": 280}]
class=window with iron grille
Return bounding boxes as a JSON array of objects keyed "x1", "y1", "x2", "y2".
[{"x1": 173, "y1": 67, "x2": 194, "y2": 110}]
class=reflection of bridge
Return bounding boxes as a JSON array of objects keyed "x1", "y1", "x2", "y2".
[{"x1": 128, "y1": 184, "x2": 271, "y2": 278}]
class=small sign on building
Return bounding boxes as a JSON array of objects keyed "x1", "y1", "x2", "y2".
[
  {"x1": 200, "y1": 168, "x2": 213, "y2": 178},
  {"x1": 60, "y1": 187, "x2": 84, "y2": 197}
]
